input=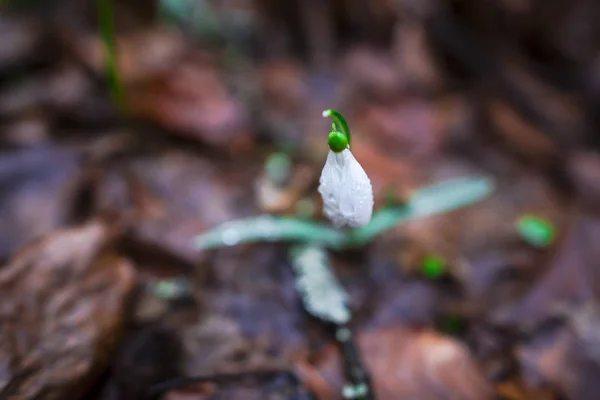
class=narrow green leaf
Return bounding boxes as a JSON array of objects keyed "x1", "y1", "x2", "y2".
[
  {"x1": 347, "y1": 176, "x2": 494, "y2": 246},
  {"x1": 99, "y1": 0, "x2": 125, "y2": 111},
  {"x1": 407, "y1": 175, "x2": 494, "y2": 217},
  {"x1": 193, "y1": 176, "x2": 494, "y2": 251},
  {"x1": 194, "y1": 215, "x2": 345, "y2": 250},
  {"x1": 516, "y1": 214, "x2": 555, "y2": 248}
]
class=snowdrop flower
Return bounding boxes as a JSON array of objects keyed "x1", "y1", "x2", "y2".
[{"x1": 318, "y1": 110, "x2": 373, "y2": 228}]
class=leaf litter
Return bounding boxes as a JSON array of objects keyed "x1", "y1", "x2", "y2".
[{"x1": 1, "y1": 1, "x2": 599, "y2": 399}]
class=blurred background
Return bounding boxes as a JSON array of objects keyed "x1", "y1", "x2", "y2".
[{"x1": 2, "y1": 0, "x2": 600, "y2": 399}]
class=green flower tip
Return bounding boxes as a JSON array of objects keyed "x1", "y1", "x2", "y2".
[
  {"x1": 322, "y1": 109, "x2": 351, "y2": 151},
  {"x1": 516, "y1": 214, "x2": 555, "y2": 248},
  {"x1": 328, "y1": 131, "x2": 348, "y2": 153},
  {"x1": 422, "y1": 255, "x2": 446, "y2": 279}
]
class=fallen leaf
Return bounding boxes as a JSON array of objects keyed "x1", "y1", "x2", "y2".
[
  {"x1": 312, "y1": 326, "x2": 493, "y2": 400},
  {"x1": 128, "y1": 59, "x2": 249, "y2": 149},
  {"x1": 361, "y1": 327, "x2": 494, "y2": 400},
  {"x1": 0, "y1": 220, "x2": 136, "y2": 399}
]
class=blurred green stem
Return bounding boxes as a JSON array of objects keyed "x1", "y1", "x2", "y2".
[{"x1": 99, "y1": 0, "x2": 125, "y2": 111}]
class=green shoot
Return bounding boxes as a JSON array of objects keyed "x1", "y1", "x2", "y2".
[
  {"x1": 99, "y1": 0, "x2": 125, "y2": 112},
  {"x1": 421, "y1": 255, "x2": 447, "y2": 279},
  {"x1": 516, "y1": 214, "x2": 555, "y2": 248}
]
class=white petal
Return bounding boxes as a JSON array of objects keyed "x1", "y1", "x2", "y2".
[{"x1": 318, "y1": 149, "x2": 373, "y2": 228}]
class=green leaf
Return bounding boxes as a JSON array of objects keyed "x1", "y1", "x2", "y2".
[
  {"x1": 193, "y1": 176, "x2": 494, "y2": 250},
  {"x1": 516, "y1": 214, "x2": 555, "y2": 248},
  {"x1": 194, "y1": 215, "x2": 345, "y2": 250},
  {"x1": 407, "y1": 175, "x2": 494, "y2": 217},
  {"x1": 347, "y1": 175, "x2": 494, "y2": 246}
]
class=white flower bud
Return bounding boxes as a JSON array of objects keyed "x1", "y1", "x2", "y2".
[{"x1": 318, "y1": 149, "x2": 373, "y2": 228}]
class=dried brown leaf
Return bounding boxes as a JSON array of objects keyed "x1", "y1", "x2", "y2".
[
  {"x1": 312, "y1": 327, "x2": 493, "y2": 400},
  {"x1": 128, "y1": 60, "x2": 248, "y2": 148},
  {"x1": 0, "y1": 220, "x2": 136, "y2": 400}
]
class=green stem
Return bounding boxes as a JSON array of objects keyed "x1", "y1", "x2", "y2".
[
  {"x1": 323, "y1": 109, "x2": 351, "y2": 147},
  {"x1": 99, "y1": 0, "x2": 125, "y2": 112}
]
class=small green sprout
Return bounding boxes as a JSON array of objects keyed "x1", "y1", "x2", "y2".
[
  {"x1": 516, "y1": 214, "x2": 555, "y2": 248},
  {"x1": 421, "y1": 255, "x2": 447, "y2": 279}
]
